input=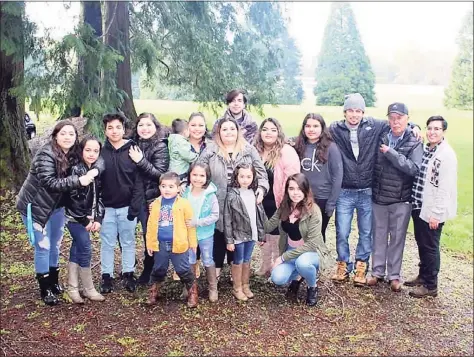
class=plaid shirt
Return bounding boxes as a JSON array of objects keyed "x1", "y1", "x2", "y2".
[{"x1": 412, "y1": 141, "x2": 441, "y2": 210}]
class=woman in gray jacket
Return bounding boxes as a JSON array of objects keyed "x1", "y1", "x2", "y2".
[{"x1": 198, "y1": 118, "x2": 268, "y2": 280}]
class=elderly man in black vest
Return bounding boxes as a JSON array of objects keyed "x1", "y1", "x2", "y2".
[{"x1": 367, "y1": 103, "x2": 423, "y2": 292}]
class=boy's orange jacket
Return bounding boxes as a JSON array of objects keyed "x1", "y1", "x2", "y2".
[{"x1": 146, "y1": 196, "x2": 197, "y2": 253}]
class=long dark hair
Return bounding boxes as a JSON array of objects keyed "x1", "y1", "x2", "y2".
[
  {"x1": 254, "y1": 118, "x2": 286, "y2": 168},
  {"x1": 294, "y1": 113, "x2": 333, "y2": 163},
  {"x1": 187, "y1": 162, "x2": 212, "y2": 189},
  {"x1": 79, "y1": 134, "x2": 102, "y2": 162},
  {"x1": 133, "y1": 112, "x2": 166, "y2": 143},
  {"x1": 230, "y1": 163, "x2": 258, "y2": 191},
  {"x1": 50, "y1": 120, "x2": 80, "y2": 177},
  {"x1": 279, "y1": 173, "x2": 314, "y2": 221},
  {"x1": 188, "y1": 112, "x2": 211, "y2": 140}
]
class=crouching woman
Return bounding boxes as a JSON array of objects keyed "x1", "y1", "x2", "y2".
[{"x1": 265, "y1": 173, "x2": 333, "y2": 306}]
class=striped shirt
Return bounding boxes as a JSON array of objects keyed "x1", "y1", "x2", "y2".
[
  {"x1": 412, "y1": 142, "x2": 440, "y2": 210},
  {"x1": 226, "y1": 153, "x2": 234, "y2": 184}
]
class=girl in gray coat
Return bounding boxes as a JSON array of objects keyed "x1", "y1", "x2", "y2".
[{"x1": 197, "y1": 118, "x2": 268, "y2": 280}]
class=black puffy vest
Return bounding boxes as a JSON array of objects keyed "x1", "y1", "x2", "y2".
[{"x1": 372, "y1": 132, "x2": 420, "y2": 204}]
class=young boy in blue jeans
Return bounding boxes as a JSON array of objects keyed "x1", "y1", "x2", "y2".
[{"x1": 145, "y1": 172, "x2": 198, "y2": 308}]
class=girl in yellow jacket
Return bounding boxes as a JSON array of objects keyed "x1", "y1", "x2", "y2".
[{"x1": 145, "y1": 172, "x2": 198, "y2": 308}]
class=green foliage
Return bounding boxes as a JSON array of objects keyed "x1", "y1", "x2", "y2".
[
  {"x1": 444, "y1": 9, "x2": 473, "y2": 110},
  {"x1": 130, "y1": 2, "x2": 302, "y2": 113},
  {"x1": 24, "y1": 22, "x2": 124, "y2": 137},
  {"x1": 314, "y1": 2, "x2": 376, "y2": 106}
]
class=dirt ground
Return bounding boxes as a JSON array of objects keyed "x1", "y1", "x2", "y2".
[{"x1": 1, "y1": 190, "x2": 473, "y2": 356}]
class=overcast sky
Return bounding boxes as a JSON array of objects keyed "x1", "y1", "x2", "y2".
[{"x1": 26, "y1": 1, "x2": 472, "y2": 71}]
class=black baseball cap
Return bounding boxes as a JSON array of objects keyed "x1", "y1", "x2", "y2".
[{"x1": 387, "y1": 102, "x2": 409, "y2": 116}]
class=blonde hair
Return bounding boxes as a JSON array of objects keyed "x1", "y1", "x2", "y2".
[
  {"x1": 214, "y1": 118, "x2": 246, "y2": 161},
  {"x1": 254, "y1": 117, "x2": 285, "y2": 168}
]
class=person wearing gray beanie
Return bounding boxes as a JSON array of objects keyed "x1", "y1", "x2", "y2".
[
  {"x1": 328, "y1": 95, "x2": 422, "y2": 288},
  {"x1": 343, "y1": 93, "x2": 366, "y2": 113}
]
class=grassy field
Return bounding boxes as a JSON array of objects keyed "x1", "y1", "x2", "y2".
[{"x1": 28, "y1": 92, "x2": 473, "y2": 255}]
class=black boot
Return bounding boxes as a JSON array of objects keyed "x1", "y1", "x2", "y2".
[
  {"x1": 36, "y1": 273, "x2": 59, "y2": 306},
  {"x1": 137, "y1": 254, "x2": 154, "y2": 285},
  {"x1": 285, "y1": 278, "x2": 304, "y2": 302},
  {"x1": 49, "y1": 266, "x2": 64, "y2": 296},
  {"x1": 122, "y1": 272, "x2": 137, "y2": 293},
  {"x1": 306, "y1": 286, "x2": 318, "y2": 307},
  {"x1": 100, "y1": 273, "x2": 114, "y2": 294}
]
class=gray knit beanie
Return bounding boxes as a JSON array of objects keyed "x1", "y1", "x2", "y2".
[{"x1": 343, "y1": 93, "x2": 366, "y2": 112}]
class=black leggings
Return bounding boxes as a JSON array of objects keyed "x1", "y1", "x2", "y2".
[
  {"x1": 315, "y1": 198, "x2": 331, "y2": 243},
  {"x1": 213, "y1": 229, "x2": 233, "y2": 269}
]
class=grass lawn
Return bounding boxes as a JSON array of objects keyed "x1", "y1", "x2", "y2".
[{"x1": 27, "y1": 98, "x2": 473, "y2": 255}]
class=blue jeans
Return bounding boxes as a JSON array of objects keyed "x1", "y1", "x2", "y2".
[
  {"x1": 66, "y1": 221, "x2": 92, "y2": 268},
  {"x1": 189, "y1": 237, "x2": 214, "y2": 267},
  {"x1": 335, "y1": 188, "x2": 372, "y2": 272},
  {"x1": 21, "y1": 208, "x2": 65, "y2": 274},
  {"x1": 151, "y1": 241, "x2": 194, "y2": 287},
  {"x1": 233, "y1": 241, "x2": 256, "y2": 265},
  {"x1": 100, "y1": 206, "x2": 137, "y2": 276},
  {"x1": 271, "y1": 251, "x2": 320, "y2": 287}
]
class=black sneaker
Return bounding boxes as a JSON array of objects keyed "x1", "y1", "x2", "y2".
[
  {"x1": 100, "y1": 273, "x2": 113, "y2": 294},
  {"x1": 122, "y1": 272, "x2": 137, "y2": 293}
]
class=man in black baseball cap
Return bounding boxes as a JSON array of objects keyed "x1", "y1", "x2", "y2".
[{"x1": 387, "y1": 102, "x2": 409, "y2": 116}]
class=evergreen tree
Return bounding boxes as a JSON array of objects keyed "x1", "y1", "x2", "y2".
[
  {"x1": 0, "y1": 2, "x2": 32, "y2": 190},
  {"x1": 444, "y1": 9, "x2": 473, "y2": 110},
  {"x1": 314, "y1": 2, "x2": 376, "y2": 106}
]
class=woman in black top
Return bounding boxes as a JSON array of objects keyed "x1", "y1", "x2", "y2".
[{"x1": 129, "y1": 113, "x2": 170, "y2": 284}]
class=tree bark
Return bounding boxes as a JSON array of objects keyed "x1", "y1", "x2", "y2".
[
  {"x1": 0, "y1": 2, "x2": 30, "y2": 191},
  {"x1": 104, "y1": 1, "x2": 137, "y2": 122}
]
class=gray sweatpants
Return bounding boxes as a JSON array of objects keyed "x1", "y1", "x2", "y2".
[{"x1": 371, "y1": 202, "x2": 412, "y2": 280}]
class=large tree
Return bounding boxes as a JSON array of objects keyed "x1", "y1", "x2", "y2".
[
  {"x1": 0, "y1": 2, "x2": 31, "y2": 190},
  {"x1": 314, "y1": 2, "x2": 376, "y2": 106},
  {"x1": 105, "y1": 1, "x2": 137, "y2": 121},
  {"x1": 444, "y1": 9, "x2": 473, "y2": 110}
]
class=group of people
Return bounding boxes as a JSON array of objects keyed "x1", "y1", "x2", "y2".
[{"x1": 16, "y1": 89, "x2": 458, "y2": 309}]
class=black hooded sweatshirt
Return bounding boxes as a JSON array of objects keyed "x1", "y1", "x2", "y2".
[{"x1": 101, "y1": 139, "x2": 143, "y2": 219}]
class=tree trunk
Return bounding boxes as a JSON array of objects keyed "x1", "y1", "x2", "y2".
[
  {"x1": 81, "y1": 0, "x2": 102, "y2": 98},
  {"x1": 61, "y1": 1, "x2": 103, "y2": 120},
  {"x1": 0, "y1": 2, "x2": 30, "y2": 191},
  {"x1": 104, "y1": 1, "x2": 137, "y2": 122}
]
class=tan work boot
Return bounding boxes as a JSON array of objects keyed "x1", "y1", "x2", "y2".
[
  {"x1": 79, "y1": 266, "x2": 105, "y2": 302},
  {"x1": 187, "y1": 281, "x2": 199, "y2": 308},
  {"x1": 241, "y1": 262, "x2": 254, "y2": 299},
  {"x1": 231, "y1": 264, "x2": 248, "y2": 301},
  {"x1": 147, "y1": 282, "x2": 161, "y2": 305},
  {"x1": 67, "y1": 262, "x2": 84, "y2": 304},
  {"x1": 353, "y1": 261, "x2": 368, "y2": 287},
  {"x1": 331, "y1": 261, "x2": 349, "y2": 283},
  {"x1": 205, "y1": 265, "x2": 218, "y2": 302}
]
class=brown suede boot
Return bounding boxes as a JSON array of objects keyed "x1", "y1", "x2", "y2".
[
  {"x1": 147, "y1": 282, "x2": 161, "y2": 305},
  {"x1": 205, "y1": 266, "x2": 218, "y2": 302},
  {"x1": 256, "y1": 238, "x2": 272, "y2": 276},
  {"x1": 231, "y1": 264, "x2": 248, "y2": 301},
  {"x1": 67, "y1": 262, "x2": 84, "y2": 304},
  {"x1": 187, "y1": 281, "x2": 198, "y2": 308},
  {"x1": 353, "y1": 261, "x2": 368, "y2": 287},
  {"x1": 331, "y1": 261, "x2": 349, "y2": 283},
  {"x1": 241, "y1": 263, "x2": 254, "y2": 299},
  {"x1": 79, "y1": 266, "x2": 105, "y2": 302}
]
